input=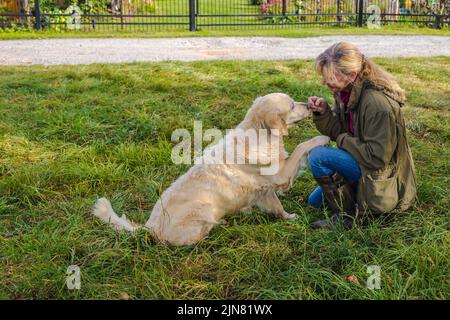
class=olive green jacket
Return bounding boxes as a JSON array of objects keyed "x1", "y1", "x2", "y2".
[{"x1": 313, "y1": 77, "x2": 417, "y2": 214}]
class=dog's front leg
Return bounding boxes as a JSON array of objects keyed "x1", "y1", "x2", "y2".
[
  {"x1": 257, "y1": 190, "x2": 298, "y2": 220},
  {"x1": 273, "y1": 135, "x2": 330, "y2": 191}
]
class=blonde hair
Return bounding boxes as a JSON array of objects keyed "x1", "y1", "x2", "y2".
[{"x1": 315, "y1": 42, "x2": 405, "y2": 101}]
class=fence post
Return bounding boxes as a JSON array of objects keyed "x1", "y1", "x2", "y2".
[
  {"x1": 357, "y1": 0, "x2": 364, "y2": 27},
  {"x1": 120, "y1": 0, "x2": 124, "y2": 30},
  {"x1": 337, "y1": 0, "x2": 342, "y2": 26},
  {"x1": 282, "y1": 0, "x2": 287, "y2": 16},
  {"x1": 434, "y1": 14, "x2": 441, "y2": 29},
  {"x1": 189, "y1": 0, "x2": 196, "y2": 31},
  {"x1": 34, "y1": 0, "x2": 41, "y2": 30}
]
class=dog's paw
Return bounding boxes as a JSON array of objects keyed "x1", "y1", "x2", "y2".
[
  {"x1": 312, "y1": 135, "x2": 330, "y2": 147},
  {"x1": 296, "y1": 135, "x2": 330, "y2": 152},
  {"x1": 281, "y1": 212, "x2": 299, "y2": 221},
  {"x1": 218, "y1": 219, "x2": 228, "y2": 225}
]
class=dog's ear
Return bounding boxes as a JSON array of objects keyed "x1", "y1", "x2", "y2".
[{"x1": 264, "y1": 112, "x2": 288, "y2": 136}]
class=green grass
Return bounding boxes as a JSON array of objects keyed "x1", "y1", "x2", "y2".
[{"x1": 0, "y1": 57, "x2": 449, "y2": 299}]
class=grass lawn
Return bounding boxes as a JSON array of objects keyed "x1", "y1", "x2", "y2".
[{"x1": 0, "y1": 56, "x2": 449, "y2": 299}]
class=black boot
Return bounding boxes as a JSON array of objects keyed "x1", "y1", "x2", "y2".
[{"x1": 310, "y1": 172, "x2": 356, "y2": 230}]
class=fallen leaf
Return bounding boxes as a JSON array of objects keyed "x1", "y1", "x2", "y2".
[
  {"x1": 345, "y1": 275, "x2": 361, "y2": 285},
  {"x1": 119, "y1": 292, "x2": 130, "y2": 300}
]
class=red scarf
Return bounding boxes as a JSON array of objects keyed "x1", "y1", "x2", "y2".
[{"x1": 339, "y1": 90, "x2": 353, "y2": 135}]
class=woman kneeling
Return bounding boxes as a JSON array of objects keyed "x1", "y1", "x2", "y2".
[{"x1": 307, "y1": 42, "x2": 417, "y2": 229}]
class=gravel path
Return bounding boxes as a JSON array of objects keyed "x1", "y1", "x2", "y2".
[{"x1": 0, "y1": 35, "x2": 449, "y2": 66}]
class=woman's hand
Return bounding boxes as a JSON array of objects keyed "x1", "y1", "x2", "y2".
[{"x1": 307, "y1": 96, "x2": 328, "y2": 115}]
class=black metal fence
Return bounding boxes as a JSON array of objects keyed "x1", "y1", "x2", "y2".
[{"x1": 1, "y1": 0, "x2": 449, "y2": 32}]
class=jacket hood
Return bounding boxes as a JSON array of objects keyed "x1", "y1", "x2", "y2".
[
  {"x1": 370, "y1": 82, "x2": 406, "y2": 105},
  {"x1": 340, "y1": 76, "x2": 406, "y2": 111}
]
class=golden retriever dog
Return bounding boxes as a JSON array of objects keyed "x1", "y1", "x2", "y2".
[{"x1": 92, "y1": 93, "x2": 330, "y2": 245}]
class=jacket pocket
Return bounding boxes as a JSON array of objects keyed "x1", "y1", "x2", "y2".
[{"x1": 357, "y1": 168, "x2": 399, "y2": 214}]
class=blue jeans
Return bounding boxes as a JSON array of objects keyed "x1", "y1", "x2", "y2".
[{"x1": 307, "y1": 146, "x2": 361, "y2": 208}]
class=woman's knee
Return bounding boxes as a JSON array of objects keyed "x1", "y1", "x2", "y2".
[
  {"x1": 307, "y1": 146, "x2": 330, "y2": 175},
  {"x1": 307, "y1": 146, "x2": 327, "y2": 166}
]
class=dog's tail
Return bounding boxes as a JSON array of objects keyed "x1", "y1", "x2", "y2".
[{"x1": 92, "y1": 197, "x2": 142, "y2": 232}]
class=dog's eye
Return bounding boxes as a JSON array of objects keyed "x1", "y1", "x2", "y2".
[{"x1": 290, "y1": 103, "x2": 295, "y2": 110}]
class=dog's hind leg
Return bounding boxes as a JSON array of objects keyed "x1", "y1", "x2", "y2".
[{"x1": 165, "y1": 220, "x2": 217, "y2": 246}]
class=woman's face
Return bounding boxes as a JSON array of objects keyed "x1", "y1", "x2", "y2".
[{"x1": 321, "y1": 71, "x2": 358, "y2": 93}]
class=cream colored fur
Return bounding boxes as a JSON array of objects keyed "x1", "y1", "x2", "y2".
[{"x1": 93, "y1": 93, "x2": 329, "y2": 245}]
